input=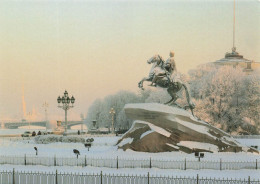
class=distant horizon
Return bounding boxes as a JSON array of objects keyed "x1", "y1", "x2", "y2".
[{"x1": 0, "y1": 0, "x2": 259, "y2": 122}]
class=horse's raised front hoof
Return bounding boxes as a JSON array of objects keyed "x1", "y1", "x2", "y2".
[{"x1": 138, "y1": 83, "x2": 142, "y2": 88}]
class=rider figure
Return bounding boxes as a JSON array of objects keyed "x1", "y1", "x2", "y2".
[
  {"x1": 151, "y1": 51, "x2": 176, "y2": 86},
  {"x1": 165, "y1": 51, "x2": 177, "y2": 81}
]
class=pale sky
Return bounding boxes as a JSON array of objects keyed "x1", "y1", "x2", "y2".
[{"x1": 0, "y1": 0, "x2": 259, "y2": 122}]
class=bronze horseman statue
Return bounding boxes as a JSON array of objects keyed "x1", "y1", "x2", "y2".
[{"x1": 138, "y1": 51, "x2": 195, "y2": 115}]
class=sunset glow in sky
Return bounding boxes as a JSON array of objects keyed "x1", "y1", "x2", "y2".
[{"x1": 0, "y1": 0, "x2": 259, "y2": 121}]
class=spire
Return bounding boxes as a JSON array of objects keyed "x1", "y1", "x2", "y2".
[
  {"x1": 22, "y1": 84, "x2": 27, "y2": 119},
  {"x1": 233, "y1": 0, "x2": 236, "y2": 51}
]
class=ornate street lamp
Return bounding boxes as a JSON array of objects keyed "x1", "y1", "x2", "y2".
[
  {"x1": 109, "y1": 107, "x2": 115, "y2": 134},
  {"x1": 57, "y1": 90, "x2": 75, "y2": 135}
]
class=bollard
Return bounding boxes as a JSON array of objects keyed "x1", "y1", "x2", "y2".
[
  {"x1": 149, "y1": 157, "x2": 152, "y2": 169},
  {"x1": 12, "y1": 168, "x2": 15, "y2": 184},
  {"x1": 100, "y1": 171, "x2": 103, "y2": 184},
  {"x1": 24, "y1": 154, "x2": 26, "y2": 166},
  {"x1": 220, "y1": 158, "x2": 222, "y2": 171},
  {"x1": 116, "y1": 156, "x2": 119, "y2": 169},
  {"x1": 55, "y1": 169, "x2": 58, "y2": 184},
  {"x1": 85, "y1": 155, "x2": 87, "y2": 167},
  {"x1": 248, "y1": 176, "x2": 250, "y2": 184},
  {"x1": 147, "y1": 172, "x2": 150, "y2": 184},
  {"x1": 54, "y1": 155, "x2": 56, "y2": 166},
  {"x1": 196, "y1": 174, "x2": 199, "y2": 184},
  {"x1": 256, "y1": 159, "x2": 258, "y2": 170},
  {"x1": 184, "y1": 158, "x2": 186, "y2": 170}
]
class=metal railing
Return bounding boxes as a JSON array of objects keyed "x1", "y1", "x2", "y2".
[
  {"x1": 0, "y1": 169, "x2": 259, "y2": 184},
  {"x1": 0, "y1": 155, "x2": 258, "y2": 170}
]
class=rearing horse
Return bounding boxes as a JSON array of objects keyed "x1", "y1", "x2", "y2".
[
  {"x1": 138, "y1": 55, "x2": 169, "y2": 89},
  {"x1": 138, "y1": 55, "x2": 195, "y2": 115}
]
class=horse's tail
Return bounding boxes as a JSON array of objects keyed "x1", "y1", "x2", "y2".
[{"x1": 182, "y1": 83, "x2": 195, "y2": 110}]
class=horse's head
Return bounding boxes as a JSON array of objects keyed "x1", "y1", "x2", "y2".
[{"x1": 147, "y1": 54, "x2": 163, "y2": 65}]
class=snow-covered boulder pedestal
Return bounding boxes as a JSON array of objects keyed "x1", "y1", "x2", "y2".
[{"x1": 117, "y1": 103, "x2": 258, "y2": 153}]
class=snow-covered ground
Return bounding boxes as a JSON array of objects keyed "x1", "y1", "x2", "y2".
[
  {"x1": 0, "y1": 134, "x2": 260, "y2": 180},
  {"x1": 0, "y1": 135, "x2": 259, "y2": 161},
  {"x1": 236, "y1": 138, "x2": 260, "y2": 149}
]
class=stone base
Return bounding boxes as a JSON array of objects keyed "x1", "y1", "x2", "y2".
[{"x1": 117, "y1": 103, "x2": 258, "y2": 153}]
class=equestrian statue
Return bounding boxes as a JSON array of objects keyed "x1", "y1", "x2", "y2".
[{"x1": 138, "y1": 51, "x2": 195, "y2": 115}]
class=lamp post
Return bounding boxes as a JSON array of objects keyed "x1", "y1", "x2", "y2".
[
  {"x1": 57, "y1": 90, "x2": 75, "y2": 135},
  {"x1": 109, "y1": 107, "x2": 115, "y2": 134}
]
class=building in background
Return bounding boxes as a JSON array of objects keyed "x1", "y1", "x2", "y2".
[
  {"x1": 213, "y1": 47, "x2": 260, "y2": 74},
  {"x1": 212, "y1": 0, "x2": 260, "y2": 74}
]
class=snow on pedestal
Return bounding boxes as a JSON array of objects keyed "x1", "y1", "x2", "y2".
[{"x1": 117, "y1": 103, "x2": 258, "y2": 153}]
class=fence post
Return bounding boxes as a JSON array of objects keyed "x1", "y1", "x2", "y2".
[
  {"x1": 100, "y1": 171, "x2": 103, "y2": 184},
  {"x1": 256, "y1": 159, "x2": 258, "y2": 170},
  {"x1": 248, "y1": 176, "x2": 250, "y2": 184},
  {"x1": 149, "y1": 157, "x2": 152, "y2": 169},
  {"x1": 54, "y1": 155, "x2": 56, "y2": 166},
  {"x1": 184, "y1": 158, "x2": 186, "y2": 170},
  {"x1": 147, "y1": 172, "x2": 150, "y2": 184},
  {"x1": 85, "y1": 155, "x2": 87, "y2": 167},
  {"x1": 196, "y1": 174, "x2": 199, "y2": 184},
  {"x1": 116, "y1": 156, "x2": 118, "y2": 169},
  {"x1": 220, "y1": 158, "x2": 222, "y2": 171},
  {"x1": 12, "y1": 168, "x2": 15, "y2": 184},
  {"x1": 55, "y1": 169, "x2": 58, "y2": 184},
  {"x1": 24, "y1": 154, "x2": 26, "y2": 166}
]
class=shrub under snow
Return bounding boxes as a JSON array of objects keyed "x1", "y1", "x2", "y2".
[{"x1": 34, "y1": 135, "x2": 85, "y2": 144}]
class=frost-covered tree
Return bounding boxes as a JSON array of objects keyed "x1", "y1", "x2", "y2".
[
  {"x1": 189, "y1": 65, "x2": 260, "y2": 134},
  {"x1": 85, "y1": 91, "x2": 145, "y2": 130}
]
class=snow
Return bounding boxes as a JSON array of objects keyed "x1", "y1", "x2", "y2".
[
  {"x1": 147, "y1": 123, "x2": 171, "y2": 137},
  {"x1": 168, "y1": 116, "x2": 215, "y2": 139},
  {"x1": 0, "y1": 135, "x2": 260, "y2": 181},
  {"x1": 135, "y1": 120, "x2": 171, "y2": 137},
  {"x1": 118, "y1": 138, "x2": 133, "y2": 147},
  {"x1": 236, "y1": 139, "x2": 260, "y2": 149},
  {"x1": 140, "y1": 130, "x2": 154, "y2": 139},
  {"x1": 166, "y1": 143, "x2": 179, "y2": 150},
  {"x1": 177, "y1": 141, "x2": 219, "y2": 152},
  {"x1": 125, "y1": 103, "x2": 230, "y2": 140},
  {"x1": 0, "y1": 136, "x2": 259, "y2": 161},
  {"x1": 125, "y1": 103, "x2": 192, "y2": 118}
]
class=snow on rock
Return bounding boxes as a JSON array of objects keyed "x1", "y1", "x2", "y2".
[
  {"x1": 117, "y1": 103, "x2": 258, "y2": 153},
  {"x1": 177, "y1": 141, "x2": 218, "y2": 152},
  {"x1": 166, "y1": 143, "x2": 180, "y2": 150},
  {"x1": 117, "y1": 138, "x2": 133, "y2": 147},
  {"x1": 147, "y1": 123, "x2": 171, "y2": 137},
  {"x1": 137, "y1": 120, "x2": 171, "y2": 137},
  {"x1": 140, "y1": 130, "x2": 154, "y2": 139}
]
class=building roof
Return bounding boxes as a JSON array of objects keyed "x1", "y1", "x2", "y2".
[{"x1": 214, "y1": 47, "x2": 251, "y2": 64}]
